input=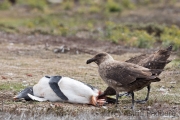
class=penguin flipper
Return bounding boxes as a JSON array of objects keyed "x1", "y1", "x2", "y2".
[
  {"x1": 49, "y1": 76, "x2": 68, "y2": 101},
  {"x1": 27, "y1": 94, "x2": 47, "y2": 102}
]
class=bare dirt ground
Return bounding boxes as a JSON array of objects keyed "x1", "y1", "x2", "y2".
[{"x1": 0, "y1": 31, "x2": 179, "y2": 120}]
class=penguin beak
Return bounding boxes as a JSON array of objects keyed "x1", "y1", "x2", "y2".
[
  {"x1": 13, "y1": 95, "x2": 20, "y2": 100},
  {"x1": 86, "y1": 58, "x2": 96, "y2": 64},
  {"x1": 13, "y1": 96, "x2": 17, "y2": 100}
]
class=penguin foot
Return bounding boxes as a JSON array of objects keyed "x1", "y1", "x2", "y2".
[
  {"x1": 90, "y1": 96, "x2": 97, "y2": 106},
  {"x1": 97, "y1": 99, "x2": 106, "y2": 106},
  {"x1": 90, "y1": 96, "x2": 106, "y2": 106}
]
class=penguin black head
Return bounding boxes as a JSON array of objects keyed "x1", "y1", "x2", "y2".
[{"x1": 14, "y1": 87, "x2": 33, "y2": 101}]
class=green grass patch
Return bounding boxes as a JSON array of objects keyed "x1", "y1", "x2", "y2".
[
  {"x1": 105, "y1": 0, "x2": 123, "y2": 13},
  {"x1": 103, "y1": 22, "x2": 180, "y2": 49},
  {"x1": 161, "y1": 25, "x2": 180, "y2": 50},
  {"x1": 62, "y1": 1, "x2": 74, "y2": 10},
  {"x1": 103, "y1": 22, "x2": 156, "y2": 48},
  {"x1": 0, "y1": 0, "x2": 11, "y2": 10},
  {"x1": 18, "y1": 0, "x2": 48, "y2": 11},
  {"x1": 166, "y1": 59, "x2": 180, "y2": 69},
  {"x1": 0, "y1": 82, "x2": 25, "y2": 92}
]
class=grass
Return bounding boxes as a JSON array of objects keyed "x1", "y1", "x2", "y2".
[
  {"x1": 0, "y1": 1, "x2": 180, "y2": 50},
  {"x1": 0, "y1": 43, "x2": 179, "y2": 119},
  {"x1": 165, "y1": 59, "x2": 180, "y2": 70},
  {"x1": 0, "y1": 82, "x2": 24, "y2": 92}
]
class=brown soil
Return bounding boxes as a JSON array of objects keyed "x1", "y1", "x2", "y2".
[{"x1": 0, "y1": 32, "x2": 160, "y2": 55}]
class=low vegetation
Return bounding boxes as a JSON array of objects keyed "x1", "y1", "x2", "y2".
[
  {"x1": 0, "y1": 82, "x2": 24, "y2": 92},
  {"x1": 0, "y1": 0, "x2": 180, "y2": 50}
]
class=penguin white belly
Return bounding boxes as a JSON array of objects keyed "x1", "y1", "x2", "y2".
[
  {"x1": 33, "y1": 77, "x2": 63, "y2": 102},
  {"x1": 58, "y1": 77, "x2": 99, "y2": 104}
]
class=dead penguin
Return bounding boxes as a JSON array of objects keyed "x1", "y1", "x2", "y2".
[
  {"x1": 86, "y1": 52, "x2": 161, "y2": 108},
  {"x1": 99, "y1": 45, "x2": 172, "y2": 103},
  {"x1": 14, "y1": 76, "x2": 106, "y2": 105}
]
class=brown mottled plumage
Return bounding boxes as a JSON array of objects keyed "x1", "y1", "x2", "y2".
[
  {"x1": 86, "y1": 52, "x2": 161, "y2": 108},
  {"x1": 8, "y1": 0, "x2": 16, "y2": 5},
  {"x1": 98, "y1": 45, "x2": 172, "y2": 104},
  {"x1": 127, "y1": 45, "x2": 172, "y2": 71}
]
